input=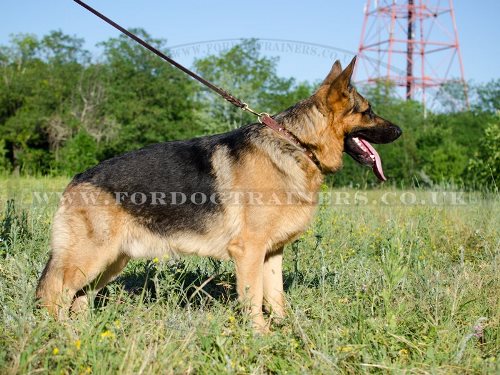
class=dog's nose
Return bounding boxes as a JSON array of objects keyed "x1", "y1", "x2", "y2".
[{"x1": 393, "y1": 125, "x2": 402, "y2": 139}]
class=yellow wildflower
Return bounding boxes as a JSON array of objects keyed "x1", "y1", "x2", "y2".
[
  {"x1": 100, "y1": 330, "x2": 114, "y2": 339},
  {"x1": 339, "y1": 345, "x2": 353, "y2": 352}
]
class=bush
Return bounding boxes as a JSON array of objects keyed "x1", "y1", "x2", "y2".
[
  {"x1": 0, "y1": 139, "x2": 9, "y2": 172},
  {"x1": 57, "y1": 130, "x2": 98, "y2": 175},
  {"x1": 467, "y1": 118, "x2": 500, "y2": 188}
]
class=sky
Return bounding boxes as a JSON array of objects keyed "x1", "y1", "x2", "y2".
[{"x1": 0, "y1": 0, "x2": 499, "y2": 86}]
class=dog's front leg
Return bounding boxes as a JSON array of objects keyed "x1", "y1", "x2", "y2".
[
  {"x1": 229, "y1": 240, "x2": 267, "y2": 332},
  {"x1": 263, "y1": 248, "x2": 285, "y2": 319}
]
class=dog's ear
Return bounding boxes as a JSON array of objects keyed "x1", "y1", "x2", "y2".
[
  {"x1": 313, "y1": 60, "x2": 343, "y2": 102},
  {"x1": 320, "y1": 60, "x2": 343, "y2": 87},
  {"x1": 314, "y1": 57, "x2": 356, "y2": 108},
  {"x1": 331, "y1": 56, "x2": 356, "y2": 92}
]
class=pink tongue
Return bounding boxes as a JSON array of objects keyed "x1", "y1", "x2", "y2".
[{"x1": 358, "y1": 138, "x2": 386, "y2": 181}]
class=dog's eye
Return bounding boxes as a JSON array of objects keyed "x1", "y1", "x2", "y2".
[{"x1": 362, "y1": 107, "x2": 374, "y2": 118}]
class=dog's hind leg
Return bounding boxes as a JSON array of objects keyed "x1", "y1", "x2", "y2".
[
  {"x1": 36, "y1": 254, "x2": 67, "y2": 317},
  {"x1": 71, "y1": 254, "x2": 130, "y2": 314},
  {"x1": 36, "y1": 189, "x2": 127, "y2": 318},
  {"x1": 36, "y1": 240, "x2": 124, "y2": 318}
]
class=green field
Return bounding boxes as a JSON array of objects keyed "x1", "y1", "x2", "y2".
[{"x1": 0, "y1": 177, "x2": 498, "y2": 374}]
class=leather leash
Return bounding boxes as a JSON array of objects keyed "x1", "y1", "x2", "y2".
[{"x1": 73, "y1": 0, "x2": 320, "y2": 168}]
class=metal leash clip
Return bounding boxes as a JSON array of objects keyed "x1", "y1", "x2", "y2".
[{"x1": 241, "y1": 103, "x2": 270, "y2": 123}]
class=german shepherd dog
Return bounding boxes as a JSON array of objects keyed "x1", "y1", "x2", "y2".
[{"x1": 36, "y1": 57, "x2": 401, "y2": 331}]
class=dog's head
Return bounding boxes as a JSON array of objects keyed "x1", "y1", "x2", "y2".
[{"x1": 310, "y1": 57, "x2": 402, "y2": 180}]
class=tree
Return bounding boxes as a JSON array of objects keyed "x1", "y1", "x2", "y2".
[
  {"x1": 194, "y1": 39, "x2": 313, "y2": 133},
  {"x1": 437, "y1": 81, "x2": 469, "y2": 113},
  {"x1": 40, "y1": 30, "x2": 90, "y2": 65},
  {"x1": 467, "y1": 117, "x2": 500, "y2": 188},
  {"x1": 0, "y1": 31, "x2": 90, "y2": 172},
  {"x1": 475, "y1": 79, "x2": 500, "y2": 113},
  {"x1": 98, "y1": 29, "x2": 201, "y2": 157}
]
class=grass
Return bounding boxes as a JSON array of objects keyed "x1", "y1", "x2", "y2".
[{"x1": 0, "y1": 176, "x2": 498, "y2": 374}]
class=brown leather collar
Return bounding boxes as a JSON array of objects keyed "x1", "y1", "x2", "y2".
[{"x1": 259, "y1": 115, "x2": 321, "y2": 170}]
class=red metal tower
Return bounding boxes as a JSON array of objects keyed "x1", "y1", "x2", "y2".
[{"x1": 356, "y1": 0, "x2": 468, "y2": 108}]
